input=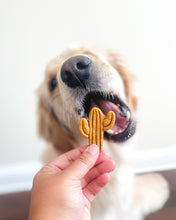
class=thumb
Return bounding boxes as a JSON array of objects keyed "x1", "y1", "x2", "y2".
[{"x1": 64, "y1": 144, "x2": 99, "y2": 180}]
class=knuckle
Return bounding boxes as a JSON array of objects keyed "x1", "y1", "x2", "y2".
[{"x1": 33, "y1": 172, "x2": 40, "y2": 183}]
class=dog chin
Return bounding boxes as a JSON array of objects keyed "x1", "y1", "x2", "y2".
[{"x1": 80, "y1": 91, "x2": 136, "y2": 143}]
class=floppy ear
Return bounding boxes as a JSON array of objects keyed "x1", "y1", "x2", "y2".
[
  {"x1": 37, "y1": 95, "x2": 76, "y2": 153},
  {"x1": 105, "y1": 51, "x2": 138, "y2": 112}
]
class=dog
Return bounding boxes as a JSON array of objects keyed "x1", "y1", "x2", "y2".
[{"x1": 37, "y1": 46, "x2": 169, "y2": 220}]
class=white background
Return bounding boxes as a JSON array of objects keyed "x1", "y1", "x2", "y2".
[{"x1": 0, "y1": 0, "x2": 176, "y2": 165}]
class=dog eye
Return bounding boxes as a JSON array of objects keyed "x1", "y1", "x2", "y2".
[{"x1": 49, "y1": 77, "x2": 58, "y2": 91}]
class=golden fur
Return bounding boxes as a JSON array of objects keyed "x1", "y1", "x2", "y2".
[
  {"x1": 38, "y1": 47, "x2": 137, "y2": 152},
  {"x1": 37, "y1": 46, "x2": 169, "y2": 220}
]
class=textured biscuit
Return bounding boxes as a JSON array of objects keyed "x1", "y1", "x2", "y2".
[{"x1": 79, "y1": 107, "x2": 115, "y2": 151}]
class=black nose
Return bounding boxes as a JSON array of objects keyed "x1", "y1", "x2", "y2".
[{"x1": 61, "y1": 55, "x2": 93, "y2": 88}]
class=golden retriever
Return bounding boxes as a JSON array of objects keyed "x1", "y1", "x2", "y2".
[{"x1": 37, "y1": 46, "x2": 169, "y2": 220}]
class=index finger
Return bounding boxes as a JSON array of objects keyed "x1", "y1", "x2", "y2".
[
  {"x1": 46, "y1": 146, "x2": 109, "y2": 172},
  {"x1": 48, "y1": 145, "x2": 88, "y2": 171}
]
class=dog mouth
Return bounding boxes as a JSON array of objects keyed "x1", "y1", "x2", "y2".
[{"x1": 82, "y1": 91, "x2": 136, "y2": 142}]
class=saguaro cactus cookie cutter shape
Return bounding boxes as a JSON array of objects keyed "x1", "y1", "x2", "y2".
[{"x1": 79, "y1": 107, "x2": 116, "y2": 151}]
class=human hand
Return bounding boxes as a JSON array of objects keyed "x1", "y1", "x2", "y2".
[{"x1": 29, "y1": 144, "x2": 116, "y2": 220}]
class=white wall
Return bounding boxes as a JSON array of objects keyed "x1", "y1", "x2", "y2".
[{"x1": 0, "y1": 0, "x2": 176, "y2": 165}]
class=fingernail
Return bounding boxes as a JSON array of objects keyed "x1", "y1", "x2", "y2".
[{"x1": 86, "y1": 144, "x2": 99, "y2": 155}]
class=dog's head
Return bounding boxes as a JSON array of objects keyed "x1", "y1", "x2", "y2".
[{"x1": 38, "y1": 46, "x2": 137, "y2": 151}]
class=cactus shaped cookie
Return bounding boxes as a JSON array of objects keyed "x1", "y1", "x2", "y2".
[{"x1": 79, "y1": 107, "x2": 115, "y2": 151}]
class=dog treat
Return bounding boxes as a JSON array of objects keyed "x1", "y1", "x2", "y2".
[{"x1": 79, "y1": 107, "x2": 115, "y2": 151}]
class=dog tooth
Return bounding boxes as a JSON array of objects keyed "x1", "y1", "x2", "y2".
[
  {"x1": 106, "y1": 129, "x2": 114, "y2": 135},
  {"x1": 115, "y1": 131, "x2": 119, "y2": 135},
  {"x1": 126, "y1": 111, "x2": 130, "y2": 121},
  {"x1": 106, "y1": 94, "x2": 108, "y2": 100}
]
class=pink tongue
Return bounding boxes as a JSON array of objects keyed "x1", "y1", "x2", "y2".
[
  {"x1": 90, "y1": 100, "x2": 128, "y2": 133},
  {"x1": 91, "y1": 100, "x2": 119, "y2": 115}
]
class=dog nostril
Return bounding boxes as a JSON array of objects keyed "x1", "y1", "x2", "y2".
[
  {"x1": 62, "y1": 70, "x2": 72, "y2": 81},
  {"x1": 76, "y1": 62, "x2": 89, "y2": 70},
  {"x1": 61, "y1": 55, "x2": 93, "y2": 88}
]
